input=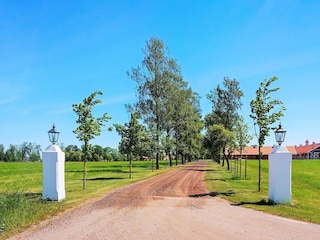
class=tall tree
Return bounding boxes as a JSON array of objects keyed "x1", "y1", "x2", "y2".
[
  {"x1": 166, "y1": 82, "x2": 203, "y2": 165},
  {"x1": 205, "y1": 77, "x2": 243, "y2": 169},
  {"x1": 128, "y1": 37, "x2": 183, "y2": 169},
  {"x1": 177, "y1": 91, "x2": 203, "y2": 163},
  {"x1": 250, "y1": 77, "x2": 285, "y2": 191},
  {"x1": 5, "y1": 145, "x2": 18, "y2": 162},
  {"x1": 72, "y1": 91, "x2": 111, "y2": 190},
  {"x1": 0, "y1": 144, "x2": 5, "y2": 161}
]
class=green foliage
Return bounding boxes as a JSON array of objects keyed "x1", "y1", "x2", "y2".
[
  {"x1": 205, "y1": 78, "x2": 243, "y2": 169},
  {"x1": 72, "y1": 91, "x2": 111, "y2": 144},
  {"x1": 114, "y1": 113, "x2": 151, "y2": 160},
  {"x1": 250, "y1": 77, "x2": 285, "y2": 191},
  {"x1": 64, "y1": 145, "x2": 123, "y2": 162},
  {"x1": 234, "y1": 116, "x2": 252, "y2": 154},
  {"x1": 206, "y1": 160, "x2": 320, "y2": 224},
  {"x1": 128, "y1": 37, "x2": 202, "y2": 168},
  {"x1": 114, "y1": 113, "x2": 152, "y2": 177},
  {"x1": 206, "y1": 77, "x2": 243, "y2": 130},
  {"x1": 205, "y1": 124, "x2": 234, "y2": 164},
  {"x1": 68, "y1": 151, "x2": 83, "y2": 161},
  {"x1": 0, "y1": 143, "x2": 41, "y2": 162},
  {"x1": 250, "y1": 77, "x2": 285, "y2": 147},
  {"x1": 72, "y1": 91, "x2": 111, "y2": 190},
  {"x1": 128, "y1": 37, "x2": 172, "y2": 169}
]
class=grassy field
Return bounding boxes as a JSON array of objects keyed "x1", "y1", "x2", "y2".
[
  {"x1": 205, "y1": 159, "x2": 320, "y2": 224},
  {"x1": 1, "y1": 159, "x2": 320, "y2": 238},
  {"x1": 0, "y1": 160, "x2": 176, "y2": 239}
]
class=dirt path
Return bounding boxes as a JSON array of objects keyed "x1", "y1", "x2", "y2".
[{"x1": 9, "y1": 160, "x2": 320, "y2": 240}]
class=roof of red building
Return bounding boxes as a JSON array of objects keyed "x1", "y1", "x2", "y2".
[
  {"x1": 295, "y1": 142, "x2": 320, "y2": 154},
  {"x1": 232, "y1": 145, "x2": 297, "y2": 156}
]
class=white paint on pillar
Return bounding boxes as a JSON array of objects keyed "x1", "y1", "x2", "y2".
[
  {"x1": 42, "y1": 144, "x2": 65, "y2": 201},
  {"x1": 268, "y1": 145, "x2": 292, "y2": 204}
]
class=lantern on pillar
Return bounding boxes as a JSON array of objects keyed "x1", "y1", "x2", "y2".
[
  {"x1": 43, "y1": 124, "x2": 65, "y2": 201},
  {"x1": 48, "y1": 124, "x2": 60, "y2": 145},
  {"x1": 274, "y1": 123, "x2": 286, "y2": 145}
]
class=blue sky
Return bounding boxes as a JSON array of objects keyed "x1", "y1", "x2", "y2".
[{"x1": 1, "y1": 0, "x2": 320, "y2": 150}]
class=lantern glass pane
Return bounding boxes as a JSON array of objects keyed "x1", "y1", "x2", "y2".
[{"x1": 275, "y1": 131, "x2": 286, "y2": 144}]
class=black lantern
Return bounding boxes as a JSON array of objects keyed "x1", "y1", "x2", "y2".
[
  {"x1": 48, "y1": 124, "x2": 60, "y2": 145},
  {"x1": 275, "y1": 123, "x2": 286, "y2": 145}
]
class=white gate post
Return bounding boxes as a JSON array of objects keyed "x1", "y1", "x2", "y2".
[
  {"x1": 268, "y1": 145, "x2": 292, "y2": 204},
  {"x1": 42, "y1": 145, "x2": 65, "y2": 201}
]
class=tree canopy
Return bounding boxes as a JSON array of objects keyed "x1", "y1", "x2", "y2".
[
  {"x1": 128, "y1": 37, "x2": 203, "y2": 168},
  {"x1": 205, "y1": 77, "x2": 244, "y2": 169}
]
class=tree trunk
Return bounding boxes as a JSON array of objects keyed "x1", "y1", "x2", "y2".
[
  {"x1": 83, "y1": 160, "x2": 87, "y2": 190},
  {"x1": 129, "y1": 153, "x2": 132, "y2": 178},
  {"x1": 156, "y1": 151, "x2": 160, "y2": 169},
  {"x1": 226, "y1": 158, "x2": 230, "y2": 170},
  {"x1": 258, "y1": 145, "x2": 262, "y2": 192},
  {"x1": 245, "y1": 155, "x2": 248, "y2": 178},
  {"x1": 83, "y1": 141, "x2": 88, "y2": 190},
  {"x1": 240, "y1": 153, "x2": 242, "y2": 178},
  {"x1": 169, "y1": 152, "x2": 172, "y2": 167},
  {"x1": 175, "y1": 153, "x2": 178, "y2": 165}
]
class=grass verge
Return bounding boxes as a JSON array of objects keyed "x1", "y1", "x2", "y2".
[
  {"x1": 0, "y1": 160, "x2": 178, "y2": 239},
  {"x1": 205, "y1": 159, "x2": 320, "y2": 224}
]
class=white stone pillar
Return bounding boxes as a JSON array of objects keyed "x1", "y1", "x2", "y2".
[
  {"x1": 268, "y1": 145, "x2": 292, "y2": 204},
  {"x1": 42, "y1": 145, "x2": 65, "y2": 201}
]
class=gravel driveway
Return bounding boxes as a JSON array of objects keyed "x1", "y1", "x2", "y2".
[{"x1": 9, "y1": 160, "x2": 320, "y2": 240}]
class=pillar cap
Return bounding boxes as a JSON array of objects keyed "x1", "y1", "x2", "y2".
[{"x1": 45, "y1": 145, "x2": 63, "y2": 152}]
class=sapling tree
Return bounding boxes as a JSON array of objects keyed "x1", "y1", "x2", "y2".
[
  {"x1": 72, "y1": 91, "x2": 111, "y2": 190},
  {"x1": 114, "y1": 112, "x2": 150, "y2": 178},
  {"x1": 250, "y1": 77, "x2": 285, "y2": 191},
  {"x1": 234, "y1": 116, "x2": 252, "y2": 178}
]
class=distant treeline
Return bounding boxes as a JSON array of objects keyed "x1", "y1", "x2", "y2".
[{"x1": 0, "y1": 143, "x2": 124, "y2": 162}]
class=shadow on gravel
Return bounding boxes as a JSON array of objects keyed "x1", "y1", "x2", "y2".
[
  {"x1": 189, "y1": 190, "x2": 235, "y2": 198},
  {"x1": 232, "y1": 199, "x2": 274, "y2": 206}
]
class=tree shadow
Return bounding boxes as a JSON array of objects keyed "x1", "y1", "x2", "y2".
[
  {"x1": 205, "y1": 178, "x2": 226, "y2": 182},
  {"x1": 67, "y1": 169, "x2": 129, "y2": 173},
  {"x1": 87, "y1": 177, "x2": 125, "y2": 181},
  {"x1": 189, "y1": 190, "x2": 235, "y2": 198},
  {"x1": 232, "y1": 199, "x2": 275, "y2": 206}
]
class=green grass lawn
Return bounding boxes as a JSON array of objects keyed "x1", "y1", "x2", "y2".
[
  {"x1": 1, "y1": 159, "x2": 320, "y2": 239},
  {"x1": 0, "y1": 160, "x2": 176, "y2": 239},
  {"x1": 205, "y1": 159, "x2": 320, "y2": 224}
]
